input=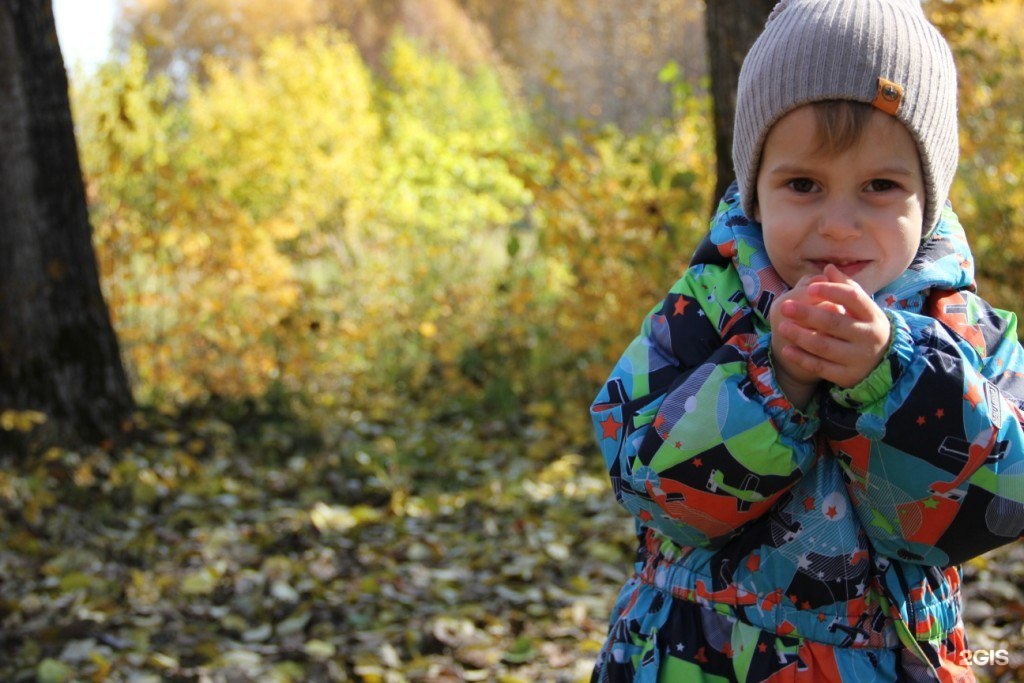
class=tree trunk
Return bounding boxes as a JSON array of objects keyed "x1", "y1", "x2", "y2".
[
  {"x1": 0, "y1": 0, "x2": 134, "y2": 448},
  {"x1": 705, "y1": 0, "x2": 776, "y2": 205}
]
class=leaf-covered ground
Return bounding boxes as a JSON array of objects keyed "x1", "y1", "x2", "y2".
[{"x1": 2, "y1": 403, "x2": 1022, "y2": 682}]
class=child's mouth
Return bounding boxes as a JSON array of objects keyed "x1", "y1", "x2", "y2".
[{"x1": 811, "y1": 260, "x2": 869, "y2": 277}]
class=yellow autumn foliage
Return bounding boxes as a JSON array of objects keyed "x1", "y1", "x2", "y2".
[
  {"x1": 75, "y1": 35, "x2": 379, "y2": 402},
  {"x1": 937, "y1": 1, "x2": 1024, "y2": 310},
  {"x1": 75, "y1": 31, "x2": 534, "y2": 414},
  {"x1": 70, "y1": 5, "x2": 1024, "y2": 447}
]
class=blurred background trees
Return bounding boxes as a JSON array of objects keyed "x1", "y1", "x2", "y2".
[
  {"x1": 74, "y1": 0, "x2": 720, "y2": 442},
  {"x1": 115, "y1": 0, "x2": 706, "y2": 132},
  {"x1": 56, "y1": 0, "x2": 1022, "y2": 451},
  {"x1": 2, "y1": 0, "x2": 1018, "y2": 451}
]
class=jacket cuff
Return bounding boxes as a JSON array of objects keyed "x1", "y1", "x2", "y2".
[
  {"x1": 828, "y1": 310, "x2": 910, "y2": 410},
  {"x1": 748, "y1": 333, "x2": 820, "y2": 440}
]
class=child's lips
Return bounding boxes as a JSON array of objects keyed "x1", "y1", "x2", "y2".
[{"x1": 810, "y1": 259, "x2": 869, "y2": 277}]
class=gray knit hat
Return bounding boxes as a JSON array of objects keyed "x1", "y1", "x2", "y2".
[{"x1": 732, "y1": 0, "x2": 959, "y2": 232}]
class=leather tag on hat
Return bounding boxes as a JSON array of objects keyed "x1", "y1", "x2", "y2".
[{"x1": 873, "y1": 77, "x2": 904, "y2": 115}]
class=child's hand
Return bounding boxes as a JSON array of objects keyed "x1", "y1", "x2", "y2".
[
  {"x1": 769, "y1": 274, "x2": 830, "y2": 407},
  {"x1": 774, "y1": 264, "x2": 891, "y2": 389}
]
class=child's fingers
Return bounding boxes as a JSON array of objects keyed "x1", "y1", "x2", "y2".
[
  {"x1": 788, "y1": 274, "x2": 830, "y2": 296},
  {"x1": 780, "y1": 342, "x2": 859, "y2": 385},
  {"x1": 779, "y1": 298, "x2": 890, "y2": 386},
  {"x1": 806, "y1": 281, "x2": 879, "y2": 322},
  {"x1": 778, "y1": 320, "x2": 845, "y2": 361},
  {"x1": 779, "y1": 341, "x2": 836, "y2": 379},
  {"x1": 778, "y1": 299, "x2": 855, "y2": 339},
  {"x1": 815, "y1": 264, "x2": 880, "y2": 321},
  {"x1": 821, "y1": 263, "x2": 867, "y2": 290},
  {"x1": 778, "y1": 328, "x2": 884, "y2": 387}
]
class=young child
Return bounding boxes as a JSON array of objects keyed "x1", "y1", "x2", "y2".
[{"x1": 590, "y1": 1, "x2": 1024, "y2": 681}]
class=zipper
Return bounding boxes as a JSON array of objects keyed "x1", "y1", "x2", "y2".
[{"x1": 893, "y1": 562, "x2": 918, "y2": 640}]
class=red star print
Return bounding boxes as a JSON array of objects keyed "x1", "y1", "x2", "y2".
[
  {"x1": 826, "y1": 506, "x2": 838, "y2": 519},
  {"x1": 964, "y1": 384, "x2": 984, "y2": 410},
  {"x1": 723, "y1": 643, "x2": 734, "y2": 658},
  {"x1": 935, "y1": 408, "x2": 945, "y2": 419},
  {"x1": 746, "y1": 554, "x2": 761, "y2": 572},
  {"x1": 818, "y1": 613, "x2": 827, "y2": 622},
  {"x1": 803, "y1": 496, "x2": 815, "y2": 512},
  {"x1": 758, "y1": 643, "x2": 768, "y2": 653},
  {"x1": 801, "y1": 600, "x2": 811, "y2": 610},
  {"x1": 790, "y1": 594, "x2": 799, "y2": 604},
  {"x1": 695, "y1": 647, "x2": 709, "y2": 664},
  {"x1": 916, "y1": 416, "x2": 926, "y2": 426},
  {"x1": 692, "y1": 458, "x2": 703, "y2": 467},
  {"x1": 600, "y1": 415, "x2": 622, "y2": 440},
  {"x1": 673, "y1": 296, "x2": 691, "y2": 316},
  {"x1": 653, "y1": 413, "x2": 666, "y2": 430},
  {"x1": 674, "y1": 441, "x2": 682, "y2": 449}
]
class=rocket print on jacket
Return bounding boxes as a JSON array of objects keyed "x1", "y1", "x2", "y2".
[{"x1": 590, "y1": 183, "x2": 1024, "y2": 682}]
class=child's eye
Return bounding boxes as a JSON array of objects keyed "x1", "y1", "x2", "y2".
[
  {"x1": 865, "y1": 179, "x2": 898, "y2": 192},
  {"x1": 786, "y1": 178, "x2": 817, "y2": 193}
]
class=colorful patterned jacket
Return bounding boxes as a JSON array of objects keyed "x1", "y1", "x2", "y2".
[{"x1": 590, "y1": 184, "x2": 1024, "y2": 681}]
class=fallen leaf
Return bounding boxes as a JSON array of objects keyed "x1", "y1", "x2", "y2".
[{"x1": 36, "y1": 659, "x2": 72, "y2": 683}]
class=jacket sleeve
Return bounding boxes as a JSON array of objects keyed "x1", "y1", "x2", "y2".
[
  {"x1": 591, "y1": 264, "x2": 819, "y2": 550},
  {"x1": 821, "y1": 291, "x2": 1024, "y2": 566}
]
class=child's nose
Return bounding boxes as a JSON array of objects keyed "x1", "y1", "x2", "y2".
[{"x1": 817, "y1": 200, "x2": 860, "y2": 240}]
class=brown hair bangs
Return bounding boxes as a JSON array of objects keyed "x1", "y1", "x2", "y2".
[{"x1": 809, "y1": 100, "x2": 876, "y2": 155}]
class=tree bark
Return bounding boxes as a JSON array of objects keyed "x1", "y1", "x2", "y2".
[
  {"x1": 0, "y1": 0, "x2": 134, "y2": 448},
  {"x1": 705, "y1": 0, "x2": 776, "y2": 205}
]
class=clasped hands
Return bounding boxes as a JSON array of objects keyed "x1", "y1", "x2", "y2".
[{"x1": 769, "y1": 264, "x2": 891, "y2": 408}]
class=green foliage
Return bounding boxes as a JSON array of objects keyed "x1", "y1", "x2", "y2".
[
  {"x1": 342, "y1": 34, "x2": 535, "y2": 414},
  {"x1": 68, "y1": 1, "x2": 1024, "y2": 469},
  {"x1": 72, "y1": 25, "x2": 717, "y2": 449},
  {"x1": 189, "y1": 29, "x2": 380, "y2": 226},
  {"x1": 499, "y1": 103, "x2": 713, "y2": 441},
  {"x1": 375, "y1": 34, "x2": 530, "y2": 239},
  {"x1": 75, "y1": 32, "x2": 535, "y2": 417}
]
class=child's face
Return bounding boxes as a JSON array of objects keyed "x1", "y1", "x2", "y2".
[{"x1": 754, "y1": 104, "x2": 925, "y2": 295}]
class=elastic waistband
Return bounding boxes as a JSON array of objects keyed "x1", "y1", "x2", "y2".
[{"x1": 638, "y1": 551, "x2": 905, "y2": 649}]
